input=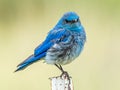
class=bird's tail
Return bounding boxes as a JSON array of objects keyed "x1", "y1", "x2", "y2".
[
  {"x1": 15, "y1": 53, "x2": 45, "y2": 72},
  {"x1": 15, "y1": 55, "x2": 36, "y2": 72}
]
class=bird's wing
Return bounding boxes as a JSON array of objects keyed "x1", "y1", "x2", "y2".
[{"x1": 34, "y1": 28, "x2": 70, "y2": 57}]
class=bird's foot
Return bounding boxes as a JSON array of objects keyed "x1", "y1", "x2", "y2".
[
  {"x1": 54, "y1": 64, "x2": 71, "y2": 84},
  {"x1": 60, "y1": 71, "x2": 71, "y2": 84}
]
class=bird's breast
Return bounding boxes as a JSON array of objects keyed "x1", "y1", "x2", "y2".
[{"x1": 45, "y1": 34, "x2": 85, "y2": 65}]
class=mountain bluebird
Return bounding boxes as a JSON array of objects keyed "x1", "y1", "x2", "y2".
[{"x1": 15, "y1": 12, "x2": 86, "y2": 73}]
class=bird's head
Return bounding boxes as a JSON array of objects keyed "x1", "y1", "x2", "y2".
[{"x1": 56, "y1": 12, "x2": 81, "y2": 30}]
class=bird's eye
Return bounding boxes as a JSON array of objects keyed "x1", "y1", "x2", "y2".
[
  {"x1": 64, "y1": 19, "x2": 79, "y2": 24},
  {"x1": 65, "y1": 19, "x2": 70, "y2": 23}
]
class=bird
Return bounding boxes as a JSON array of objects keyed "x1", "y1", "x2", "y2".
[{"x1": 15, "y1": 12, "x2": 86, "y2": 73}]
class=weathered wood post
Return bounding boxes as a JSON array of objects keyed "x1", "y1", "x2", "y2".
[{"x1": 50, "y1": 72, "x2": 74, "y2": 90}]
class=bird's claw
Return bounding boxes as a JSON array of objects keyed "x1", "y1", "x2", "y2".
[{"x1": 60, "y1": 71, "x2": 71, "y2": 84}]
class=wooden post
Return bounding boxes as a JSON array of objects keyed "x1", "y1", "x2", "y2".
[{"x1": 50, "y1": 72, "x2": 73, "y2": 90}]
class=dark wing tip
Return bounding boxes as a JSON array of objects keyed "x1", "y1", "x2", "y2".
[
  {"x1": 14, "y1": 67, "x2": 21, "y2": 73},
  {"x1": 14, "y1": 69, "x2": 19, "y2": 73},
  {"x1": 17, "y1": 55, "x2": 34, "y2": 67}
]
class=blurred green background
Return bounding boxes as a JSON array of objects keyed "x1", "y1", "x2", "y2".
[{"x1": 0, "y1": 0, "x2": 120, "y2": 90}]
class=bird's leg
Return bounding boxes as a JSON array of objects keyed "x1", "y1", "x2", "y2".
[
  {"x1": 58, "y1": 64, "x2": 65, "y2": 73},
  {"x1": 54, "y1": 64, "x2": 70, "y2": 83},
  {"x1": 59, "y1": 64, "x2": 71, "y2": 84},
  {"x1": 59, "y1": 64, "x2": 69, "y2": 77},
  {"x1": 55, "y1": 64, "x2": 64, "y2": 73}
]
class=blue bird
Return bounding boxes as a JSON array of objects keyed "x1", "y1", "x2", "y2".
[{"x1": 15, "y1": 12, "x2": 86, "y2": 73}]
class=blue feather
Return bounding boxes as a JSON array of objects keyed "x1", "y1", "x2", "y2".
[
  {"x1": 15, "y1": 52, "x2": 46, "y2": 72},
  {"x1": 34, "y1": 29, "x2": 67, "y2": 56}
]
